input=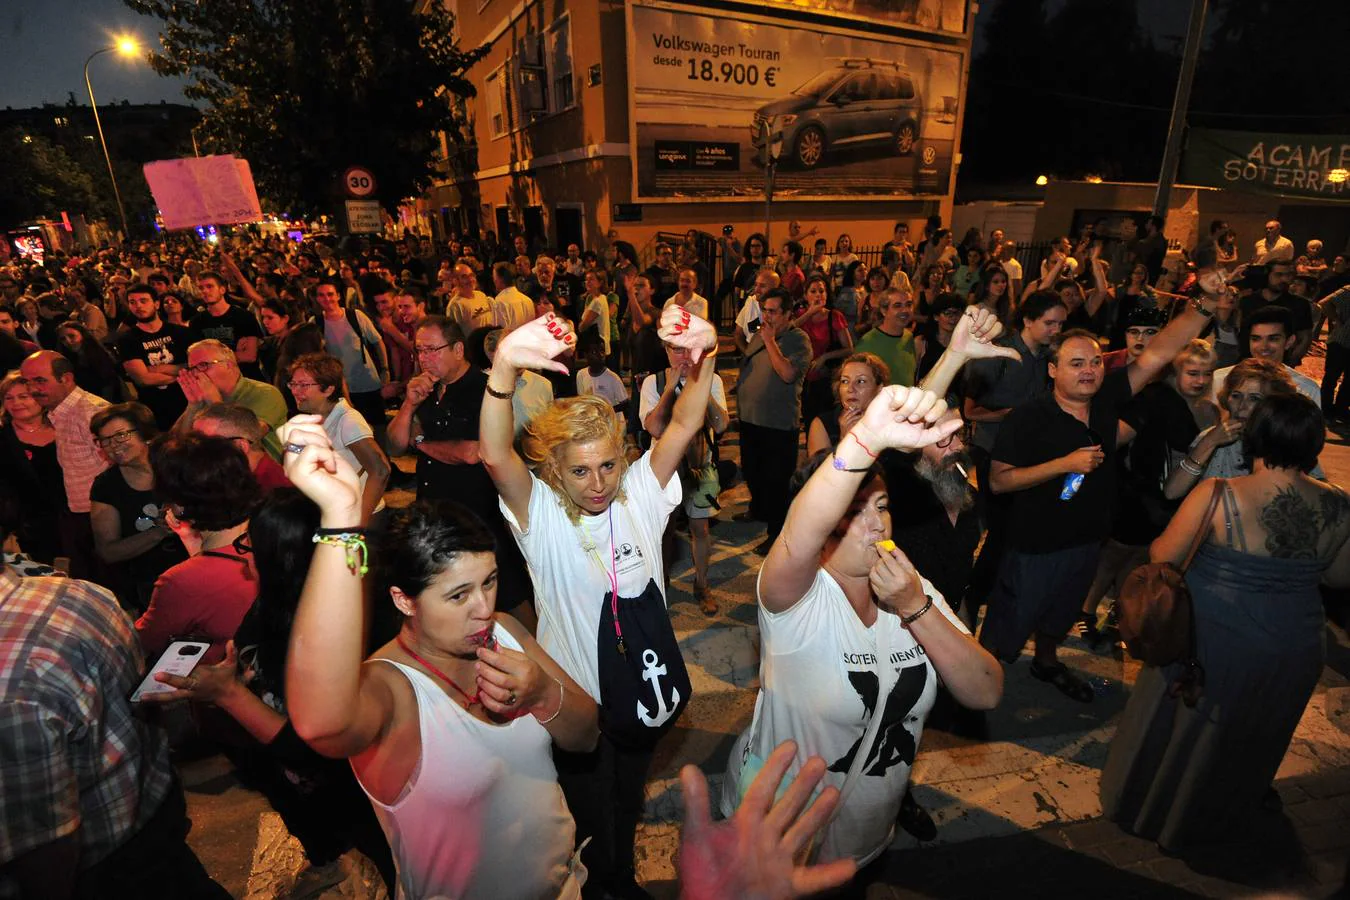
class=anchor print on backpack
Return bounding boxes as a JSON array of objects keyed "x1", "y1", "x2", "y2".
[{"x1": 595, "y1": 577, "x2": 691, "y2": 748}]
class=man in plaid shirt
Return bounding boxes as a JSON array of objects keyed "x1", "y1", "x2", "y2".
[
  {"x1": 0, "y1": 496, "x2": 227, "y2": 898},
  {"x1": 18, "y1": 351, "x2": 109, "y2": 580}
]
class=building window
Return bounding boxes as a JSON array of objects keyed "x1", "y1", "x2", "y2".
[
  {"x1": 486, "y1": 64, "x2": 509, "y2": 137},
  {"x1": 546, "y1": 16, "x2": 574, "y2": 114}
]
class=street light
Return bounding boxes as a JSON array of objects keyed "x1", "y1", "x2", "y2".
[{"x1": 84, "y1": 36, "x2": 141, "y2": 239}]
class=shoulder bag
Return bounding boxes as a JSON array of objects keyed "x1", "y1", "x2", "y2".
[{"x1": 1116, "y1": 479, "x2": 1222, "y2": 707}]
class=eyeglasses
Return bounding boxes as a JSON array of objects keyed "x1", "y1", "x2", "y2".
[
  {"x1": 287, "y1": 380, "x2": 318, "y2": 391},
  {"x1": 936, "y1": 423, "x2": 972, "y2": 448},
  {"x1": 95, "y1": 428, "x2": 138, "y2": 448},
  {"x1": 186, "y1": 359, "x2": 227, "y2": 374},
  {"x1": 415, "y1": 343, "x2": 451, "y2": 356}
]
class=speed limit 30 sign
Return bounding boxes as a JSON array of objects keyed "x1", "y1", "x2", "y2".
[{"x1": 342, "y1": 166, "x2": 377, "y2": 198}]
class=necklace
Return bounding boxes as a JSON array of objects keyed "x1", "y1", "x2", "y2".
[
  {"x1": 12, "y1": 420, "x2": 47, "y2": 434},
  {"x1": 396, "y1": 634, "x2": 479, "y2": 708}
]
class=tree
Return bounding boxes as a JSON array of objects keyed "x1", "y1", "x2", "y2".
[
  {"x1": 0, "y1": 129, "x2": 101, "y2": 227},
  {"x1": 124, "y1": 0, "x2": 488, "y2": 217}
]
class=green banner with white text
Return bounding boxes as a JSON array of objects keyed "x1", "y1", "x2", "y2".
[{"x1": 1180, "y1": 128, "x2": 1350, "y2": 201}]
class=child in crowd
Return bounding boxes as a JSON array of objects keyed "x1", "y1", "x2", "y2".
[{"x1": 575, "y1": 334, "x2": 628, "y2": 413}]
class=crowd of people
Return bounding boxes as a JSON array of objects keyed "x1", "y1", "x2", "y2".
[{"x1": 1, "y1": 209, "x2": 1347, "y2": 899}]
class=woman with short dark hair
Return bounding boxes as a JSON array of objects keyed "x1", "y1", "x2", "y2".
[
  {"x1": 88, "y1": 402, "x2": 185, "y2": 611},
  {"x1": 135, "y1": 432, "x2": 262, "y2": 662},
  {"x1": 1102, "y1": 392, "x2": 1350, "y2": 851}
]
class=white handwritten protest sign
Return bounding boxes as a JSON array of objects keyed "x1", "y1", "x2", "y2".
[{"x1": 143, "y1": 155, "x2": 264, "y2": 229}]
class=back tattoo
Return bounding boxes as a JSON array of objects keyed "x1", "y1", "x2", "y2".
[{"x1": 1259, "y1": 485, "x2": 1350, "y2": 559}]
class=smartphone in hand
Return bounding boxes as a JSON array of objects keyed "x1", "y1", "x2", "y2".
[{"x1": 130, "y1": 640, "x2": 210, "y2": 702}]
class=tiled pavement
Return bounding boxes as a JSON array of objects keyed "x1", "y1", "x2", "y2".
[{"x1": 182, "y1": 346, "x2": 1350, "y2": 898}]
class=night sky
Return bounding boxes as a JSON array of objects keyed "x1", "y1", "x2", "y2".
[
  {"x1": 2, "y1": 0, "x2": 192, "y2": 109},
  {"x1": 2, "y1": 0, "x2": 1192, "y2": 111}
]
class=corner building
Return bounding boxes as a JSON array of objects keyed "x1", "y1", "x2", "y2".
[{"x1": 417, "y1": 0, "x2": 974, "y2": 254}]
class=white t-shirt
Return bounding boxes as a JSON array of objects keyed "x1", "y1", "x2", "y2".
[
  {"x1": 446, "y1": 291, "x2": 493, "y2": 334},
  {"x1": 638, "y1": 369, "x2": 727, "y2": 428},
  {"x1": 735, "y1": 295, "x2": 763, "y2": 340},
  {"x1": 576, "y1": 367, "x2": 628, "y2": 408},
  {"x1": 500, "y1": 453, "x2": 682, "y2": 699},
  {"x1": 513, "y1": 370, "x2": 554, "y2": 439},
  {"x1": 1040, "y1": 256, "x2": 1078, "y2": 282},
  {"x1": 582, "y1": 294, "x2": 612, "y2": 355},
  {"x1": 721, "y1": 567, "x2": 967, "y2": 866},
  {"x1": 493, "y1": 286, "x2": 537, "y2": 332},
  {"x1": 323, "y1": 399, "x2": 385, "y2": 513},
  {"x1": 1254, "y1": 235, "x2": 1294, "y2": 265},
  {"x1": 664, "y1": 294, "x2": 709, "y2": 320},
  {"x1": 1001, "y1": 257, "x2": 1024, "y2": 283}
]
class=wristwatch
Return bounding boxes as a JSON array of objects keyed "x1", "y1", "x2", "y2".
[{"x1": 414, "y1": 434, "x2": 425, "y2": 445}]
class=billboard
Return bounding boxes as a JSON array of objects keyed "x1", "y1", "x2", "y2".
[
  {"x1": 1179, "y1": 128, "x2": 1350, "y2": 202},
  {"x1": 727, "y1": 0, "x2": 968, "y2": 38},
  {"x1": 627, "y1": 2, "x2": 965, "y2": 203}
]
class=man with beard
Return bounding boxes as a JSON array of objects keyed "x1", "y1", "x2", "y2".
[
  {"x1": 889, "y1": 411, "x2": 980, "y2": 619},
  {"x1": 982, "y1": 294, "x2": 1217, "y2": 702},
  {"x1": 116, "y1": 284, "x2": 190, "y2": 430},
  {"x1": 887, "y1": 407, "x2": 987, "y2": 814}
]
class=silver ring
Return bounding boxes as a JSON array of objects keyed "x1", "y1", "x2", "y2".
[
  {"x1": 508, "y1": 691, "x2": 518, "y2": 705},
  {"x1": 284, "y1": 442, "x2": 306, "y2": 455}
]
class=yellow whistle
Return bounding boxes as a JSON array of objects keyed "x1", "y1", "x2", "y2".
[{"x1": 875, "y1": 540, "x2": 897, "y2": 553}]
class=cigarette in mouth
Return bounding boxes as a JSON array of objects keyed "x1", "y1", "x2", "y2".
[{"x1": 955, "y1": 462, "x2": 968, "y2": 479}]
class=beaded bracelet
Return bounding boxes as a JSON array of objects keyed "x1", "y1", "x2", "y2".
[
  {"x1": 313, "y1": 529, "x2": 369, "y2": 576},
  {"x1": 536, "y1": 676, "x2": 565, "y2": 725},
  {"x1": 901, "y1": 595, "x2": 934, "y2": 628}
]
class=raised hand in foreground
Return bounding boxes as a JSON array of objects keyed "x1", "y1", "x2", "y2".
[
  {"x1": 494, "y1": 312, "x2": 575, "y2": 375},
  {"x1": 677, "y1": 740, "x2": 856, "y2": 900},
  {"x1": 657, "y1": 302, "x2": 718, "y2": 364},
  {"x1": 851, "y1": 385, "x2": 961, "y2": 454}
]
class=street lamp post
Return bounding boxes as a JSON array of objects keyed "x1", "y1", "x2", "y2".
[{"x1": 84, "y1": 38, "x2": 140, "y2": 240}]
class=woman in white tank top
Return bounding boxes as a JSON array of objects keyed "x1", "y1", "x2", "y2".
[{"x1": 278, "y1": 417, "x2": 599, "y2": 900}]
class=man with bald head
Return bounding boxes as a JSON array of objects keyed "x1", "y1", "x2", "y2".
[
  {"x1": 192, "y1": 402, "x2": 291, "y2": 491},
  {"x1": 1253, "y1": 219, "x2": 1294, "y2": 265},
  {"x1": 176, "y1": 340, "x2": 288, "y2": 460},
  {"x1": 19, "y1": 350, "x2": 110, "y2": 577},
  {"x1": 445, "y1": 262, "x2": 493, "y2": 334}
]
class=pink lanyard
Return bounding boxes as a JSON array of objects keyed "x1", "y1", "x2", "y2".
[{"x1": 581, "y1": 505, "x2": 626, "y2": 657}]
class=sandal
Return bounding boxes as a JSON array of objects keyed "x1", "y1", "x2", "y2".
[
  {"x1": 1029, "y1": 660, "x2": 1094, "y2": 703},
  {"x1": 695, "y1": 585, "x2": 717, "y2": 617}
]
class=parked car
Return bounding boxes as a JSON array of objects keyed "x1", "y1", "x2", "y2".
[{"x1": 751, "y1": 59, "x2": 924, "y2": 170}]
